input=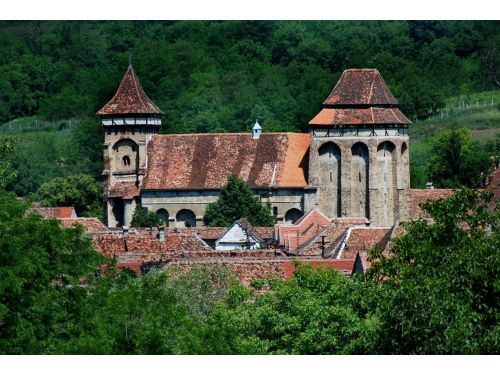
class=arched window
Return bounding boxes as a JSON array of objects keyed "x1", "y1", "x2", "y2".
[
  {"x1": 401, "y1": 142, "x2": 408, "y2": 157},
  {"x1": 377, "y1": 141, "x2": 396, "y2": 160},
  {"x1": 156, "y1": 209, "x2": 169, "y2": 226},
  {"x1": 123, "y1": 155, "x2": 131, "y2": 166},
  {"x1": 176, "y1": 209, "x2": 196, "y2": 228},
  {"x1": 284, "y1": 208, "x2": 303, "y2": 224},
  {"x1": 318, "y1": 142, "x2": 342, "y2": 217},
  {"x1": 351, "y1": 142, "x2": 369, "y2": 219}
]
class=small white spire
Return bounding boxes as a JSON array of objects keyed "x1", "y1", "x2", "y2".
[{"x1": 252, "y1": 119, "x2": 262, "y2": 139}]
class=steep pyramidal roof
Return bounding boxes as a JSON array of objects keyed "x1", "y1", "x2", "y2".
[
  {"x1": 97, "y1": 65, "x2": 164, "y2": 116},
  {"x1": 309, "y1": 68, "x2": 411, "y2": 126},
  {"x1": 323, "y1": 68, "x2": 398, "y2": 107}
]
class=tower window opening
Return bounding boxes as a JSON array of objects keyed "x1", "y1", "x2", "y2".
[
  {"x1": 131, "y1": 145, "x2": 136, "y2": 152},
  {"x1": 330, "y1": 171, "x2": 333, "y2": 182},
  {"x1": 359, "y1": 172, "x2": 361, "y2": 182},
  {"x1": 123, "y1": 156, "x2": 131, "y2": 166}
]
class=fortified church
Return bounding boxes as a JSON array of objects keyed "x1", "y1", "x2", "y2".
[{"x1": 99, "y1": 66, "x2": 412, "y2": 229}]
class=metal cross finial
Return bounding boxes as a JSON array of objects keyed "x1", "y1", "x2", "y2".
[{"x1": 129, "y1": 50, "x2": 132, "y2": 67}]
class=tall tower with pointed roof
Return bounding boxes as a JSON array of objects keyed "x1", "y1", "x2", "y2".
[
  {"x1": 308, "y1": 68, "x2": 412, "y2": 226},
  {"x1": 98, "y1": 65, "x2": 164, "y2": 227}
]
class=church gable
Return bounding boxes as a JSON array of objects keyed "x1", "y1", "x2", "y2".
[{"x1": 215, "y1": 219, "x2": 264, "y2": 250}]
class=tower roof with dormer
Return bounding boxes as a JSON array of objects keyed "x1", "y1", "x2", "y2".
[
  {"x1": 97, "y1": 65, "x2": 164, "y2": 116},
  {"x1": 323, "y1": 68, "x2": 398, "y2": 107},
  {"x1": 309, "y1": 68, "x2": 411, "y2": 126}
]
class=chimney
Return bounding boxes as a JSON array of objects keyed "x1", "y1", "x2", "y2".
[
  {"x1": 158, "y1": 226, "x2": 165, "y2": 242},
  {"x1": 425, "y1": 182, "x2": 434, "y2": 190},
  {"x1": 252, "y1": 119, "x2": 262, "y2": 139},
  {"x1": 122, "y1": 226, "x2": 129, "y2": 237}
]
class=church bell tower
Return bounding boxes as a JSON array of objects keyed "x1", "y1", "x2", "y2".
[
  {"x1": 308, "y1": 69, "x2": 412, "y2": 226},
  {"x1": 97, "y1": 65, "x2": 164, "y2": 227}
]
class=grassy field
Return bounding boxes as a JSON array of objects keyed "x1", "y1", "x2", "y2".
[{"x1": 409, "y1": 90, "x2": 500, "y2": 188}]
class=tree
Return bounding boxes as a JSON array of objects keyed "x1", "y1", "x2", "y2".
[
  {"x1": 0, "y1": 136, "x2": 16, "y2": 189},
  {"x1": 130, "y1": 203, "x2": 162, "y2": 228},
  {"x1": 366, "y1": 189, "x2": 499, "y2": 354},
  {"x1": 203, "y1": 174, "x2": 275, "y2": 227},
  {"x1": 427, "y1": 127, "x2": 494, "y2": 188},
  {"x1": 0, "y1": 192, "x2": 104, "y2": 354},
  {"x1": 36, "y1": 174, "x2": 103, "y2": 218}
]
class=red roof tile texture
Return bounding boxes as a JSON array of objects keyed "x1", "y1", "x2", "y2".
[
  {"x1": 308, "y1": 107, "x2": 411, "y2": 126},
  {"x1": 142, "y1": 133, "x2": 310, "y2": 190},
  {"x1": 97, "y1": 65, "x2": 164, "y2": 116},
  {"x1": 108, "y1": 182, "x2": 141, "y2": 199},
  {"x1": 32, "y1": 206, "x2": 77, "y2": 219},
  {"x1": 341, "y1": 227, "x2": 392, "y2": 260},
  {"x1": 93, "y1": 233, "x2": 211, "y2": 259},
  {"x1": 410, "y1": 189, "x2": 455, "y2": 219},
  {"x1": 323, "y1": 69, "x2": 398, "y2": 107},
  {"x1": 59, "y1": 218, "x2": 108, "y2": 232}
]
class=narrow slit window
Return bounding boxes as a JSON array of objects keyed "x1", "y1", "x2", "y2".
[{"x1": 123, "y1": 156, "x2": 131, "y2": 166}]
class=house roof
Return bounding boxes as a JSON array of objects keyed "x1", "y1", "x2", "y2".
[
  {"x1": 142, "y1": 132, "x2": 310, "y2": 190},
  {"x1": 108, "y1": 182, "x2": 141, "y2": 199},
  {"x1": 308, "y1": 107, "x2": 411, "y2": 126},
  {"x1": 340, "y1": 227, "x2": 392, "y2": 259},
  {"x1": 217, "y1": 218, "x2": 265, "y2": 245},
  {"x1": 31, "y1": 206, "x2": 76, "y2": 219},
  {"x1": 410, "y1": 189, "x2": 455, "y2": 219},
  {"x1": 323, "y1": 69, "x2": 398, "y2": 107},
  {"x1": 59, "y1": 217, "x2": 108, "y2": 232},
  {"x1": 97, "y1": 65, "x2": 164, "y2": 116}
]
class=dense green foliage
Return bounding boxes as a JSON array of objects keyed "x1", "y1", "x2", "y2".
[
  {"x1": 36, "y1": 173, "x2": 103, "y2": 218},
  {"x1": 426, "y1": 127, "x2": 495, "y2": 188},
  {"x1": 203, "y1": 174, "x2": 276, "y2": 227},
  {"x1": 1, "y1": 21, "x2": 498, "y2": 196},
  {"x1": 366, "y1": 189, "x2": 499, "y2": 354},
  {"x1": 206, "y1": 189, "x2": 499, "y2": 354},
  {"x1": 0, "y1": 186, "x2": 497, "y2": 354},
  {"x1": 0, "y1": 21, "x2": 498, "y2": 129},
  {"x1": 5, "y1": 117, "x2": 102, "y2": 196},
  {"x1": 0, "y1": 193, "x2": 104, "y2": 354},
  {"x1": 130, "y1": 203, "x2": 162, "y2": 228}
]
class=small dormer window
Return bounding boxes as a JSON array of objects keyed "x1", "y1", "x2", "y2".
[
  {"x1": 252, "y1": 120, "x2": 262, "y2": 139},
  {"x1": 123, "y1": 156, "x2": 131, "y2": 166}
]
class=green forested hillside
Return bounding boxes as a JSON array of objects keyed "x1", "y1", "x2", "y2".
[
  {"x1": 0, "y1": 21, "x2": 499, "y2": 194},
  {"x1": 0, "y1": 21, "x2": 499, "y2": 133}
]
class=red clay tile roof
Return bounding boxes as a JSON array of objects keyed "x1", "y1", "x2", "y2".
[
  {"x1": 108, "y1": 182, "x2": 140, "y2": 199},
  {"x1": 31, "y1": 206, "x2": 76, "y2": 219},
  {"x1": 323, "y1": 69, "x2": 398, "y2": 107},
  {"x1": 93, "y1": 232, "x2": 211, "y2": 259},
  {"x1": 410, "y1": 189, "x2": 455, "y2": 219},
  {"x1": 97, "y1": 65, "x2": 164, "y2": 116},
  {"x1": 142, "y1": 133, "x2": 310, "y2": 190},
  {"x1": 59, "y1": 217, "x2": 108, "y2": 232},
  {"x1": 308, "y1": 107, "x2": 411, "y2": 126},
  {"x1": 340, "y1": 227, "x2": 392, "y2": 260},
  {"x1": 309, "y1": 68, "x2": 411, "y2": 127}
]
